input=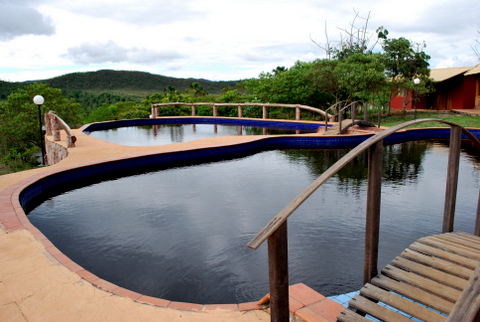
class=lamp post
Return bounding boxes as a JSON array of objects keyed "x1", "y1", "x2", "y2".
[
  {"x1": 33, "y1": 95, "x2": 46, "y2": 165},
  {"x1": 413, "y1": 78, "x2": 420, "y2": 120}
]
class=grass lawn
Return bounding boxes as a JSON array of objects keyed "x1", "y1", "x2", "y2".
[{"x1": 372, "y1": 111, "x2": 480, "y2": 129}]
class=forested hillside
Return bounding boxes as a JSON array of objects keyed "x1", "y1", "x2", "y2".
[
  {"x1": 41, "y1": 70, "x2": 238, "y2": 94},
  {"x1": 0, "y1": 70, "x2": 240, "y2": 100},
  {"x1": 0, "y1": 80, "x2": 25, "y2": 100}
]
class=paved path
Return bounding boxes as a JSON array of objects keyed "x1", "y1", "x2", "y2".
[
  {"x1": 1, "y1": 127, "x2": 274, "y2": 322},
  {"x1": 0, "y1": 120, "x2": 353, "y2": 322}
]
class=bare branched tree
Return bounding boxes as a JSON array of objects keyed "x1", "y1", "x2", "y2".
[
  {"x1": 309, "y1": 21, "x2": 334, "y2": 59},
  {"x1": 472, "y1": 30, "x2": 480, "y2": 60},
  {"x1": 310, "y1": 9, "x2": 386, "y2": 59}
]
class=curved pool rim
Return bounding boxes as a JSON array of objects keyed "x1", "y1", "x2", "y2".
[
  {"x1": 81, "y1": 116, "x2": 327, "y2": 133},
  {"x1": 3, "y1": 117, "x2": 480, "y2": 311}
]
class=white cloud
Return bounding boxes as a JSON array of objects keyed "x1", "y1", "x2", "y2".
[
  {"x1": 63, "y1": 40, "x2": 183, "y2": 65},
  {"x1": 0, "y1": 0, "x2": 479, "y2": 82},
  {"x1": 0, "y1": 3, "x2": 55, "y2": 40}
]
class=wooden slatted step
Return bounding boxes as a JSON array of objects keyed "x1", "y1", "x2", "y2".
[
  {"x1": 381, "y1": 264, "x2": 462, "y2": 302},
  {"x1": 359, "y1": 283, "x2": 446, "y2": 322},
  {"x1": 409, "y1": 241, "x2": 479, "y2": 269},
  {"x1": 337, "y1": 232, "x2": 480, "y2": 322},
  {"x1": 371, "y1": 275, "x2": 454, "y2": 314},
  {"x1": 399, "y1": 248, "x2": 473, "y2": 279},
  {"x1": 390, "y1": 257, "x2": 468, "y2": 290}
]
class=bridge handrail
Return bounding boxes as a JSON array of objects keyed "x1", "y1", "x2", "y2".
[
  {"x1": 247, "y1": 118, "x2": 480, "y2": 249},
  {"x1": 150, "y1": 102, "x2": 332, "y2": 121},
  {"x1": 246, "y1": 118, "x2": 480, "y2": 321}
]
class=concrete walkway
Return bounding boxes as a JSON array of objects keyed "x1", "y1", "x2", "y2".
[
  {"x1": 0, "y1": 127, "x2": 275, "y2": 321},
  {"x1": 0, "y1": 121, "x2": 348, "y2": 322}
]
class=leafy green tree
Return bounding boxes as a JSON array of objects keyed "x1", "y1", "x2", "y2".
[
  {"x1": 382, "y1": 37, "x2": 431, "y2": 114},
  {"x1": 306, "y1": 59, "x2": 340, "y2": 103},
  {"x1": 334, "y1": 53, "x2": 387, "y2": 103},
  {"x1": 0, "y1": 83, "x2": 82, "y2": 171},
  {"x1": 84, "y1": 101, "x2": 150, "y2": 123},
  {"x1": 244, "y1": 61, "x2": 333, "y2": 108},
  {"x1": 187, "y1": 82, "x2": 208, "y2": 97},
  {"x1": 83, "y1": 103, "x2": 119, "y2": 123},
  {"x1": 217, "y1": 89, "x2": 243, "y2": 103}
]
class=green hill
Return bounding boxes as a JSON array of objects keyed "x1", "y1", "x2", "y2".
[
  {"x1": 41, "y1": 70, "x2": 239, "y2": 95},
  {"x1": 0, "y1": 70, "x2": 241, "y2": 100},
  {"x1": 0, "y1": 80, "x2": 25, "y2": 100}
]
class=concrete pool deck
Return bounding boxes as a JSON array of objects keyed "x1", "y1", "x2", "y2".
[{"x1": 0, "y1": 122, "x2": 349, "y2": 322}]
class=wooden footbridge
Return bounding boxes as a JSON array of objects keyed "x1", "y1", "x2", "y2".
[
  {"x1": 247, "y1": 119, "x2": 480, "y2": 322},
  {"x1": 338, "y1": 232, "x2": 480, "y2": 322}
]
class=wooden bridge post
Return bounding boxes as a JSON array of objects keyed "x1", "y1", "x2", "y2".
[
  {"x1": 364, "y1": 139, "x2": 383, "y2": 284},
  {"x1": 443, "y1": 125, "x2": 461, "y2": 233},
  {"x1": 475, "y1": 190, "x2": 480, "y2": 236},
  {"x1": 151, "y1": 106, "x2": 158, "y2": 118},
  {"x1": 295, "y1": 107, "x2": 301, "y2": 120},
  {"x1": 263, "y1": 105, "x2": 268, "y2": 119},
  {"x1": 337, "y1": 105, "x2": 343, "y2": 134},
  {"x1": 238, "y1": 105, "x2": 243, "y2": 118},
  {"x1": 213, "y1": 104, "x2": 218, "y2": 117},
  {"x1": 268, "y1": 220, "x2": 289, "y2": 322},
  {"x1": 191, "y1": 104, "x2": 196, "y2": 116}
]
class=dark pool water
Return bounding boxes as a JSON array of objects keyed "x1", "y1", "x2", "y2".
[
  {"x1": 27, "y1": 141, "x2": 480, "y2": 304},
  {"x1": 86, "y1": 124, "x2": 315, "y2": 146}
]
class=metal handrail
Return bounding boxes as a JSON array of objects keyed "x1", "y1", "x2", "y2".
[{"x1": 246, "y1": 118, "x2": 480, "y2": 321}]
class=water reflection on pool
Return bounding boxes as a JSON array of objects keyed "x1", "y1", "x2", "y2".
[
  {"x1": 27, "y1": 141, "x2": 480, "y2": 304},
  {"x1": 86, "y1": 124, "x2": 317, "y2": 146}
]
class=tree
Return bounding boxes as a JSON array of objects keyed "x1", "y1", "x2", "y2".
[
  {"x1": 244, "y1": 61, "x2": 334, "y2": 108},
  {"x1": 309, "y1": 10, "x2": 390, "y2": 119},
  {"x1": 382, "y1": 37, "x2": 431, "y2": 114},
  {"x1": 334, "y1": 53, "x2": 387, "y2": 103},
  {"x1": 0, "y1": 83, "x2": 82, "y2": 170},
  {"x1": 311, "y1": 10, "x2": 386, "y2": 60},
  {"x1": 473, "y1": 31, "x2": 480, "y2": 60},
  {"x1": 187, "y1": 82, "x2": 208, "y2": 97}
]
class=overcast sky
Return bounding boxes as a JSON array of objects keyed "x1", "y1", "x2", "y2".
[{"x1": 1, "y1": 0, "x2": 479, "y2": 82}]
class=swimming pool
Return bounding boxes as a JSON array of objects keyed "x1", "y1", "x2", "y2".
[
  {"x1": 83, "y1": 117, "x2": 323, "y2": 146},
  {"x1": 25, "y1": 140, "x2": 480, "y2": 304}
]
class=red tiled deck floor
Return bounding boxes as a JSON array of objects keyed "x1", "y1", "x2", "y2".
[{"x1": 260, "y1": 283, "x2": 346, "y2": 322}]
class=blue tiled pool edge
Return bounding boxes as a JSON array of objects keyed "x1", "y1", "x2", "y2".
[
  {"x1": 82, "y1": 117, "x2": 326, "y2": 133},
  {"x1": 20, "y1": 124, "x2": 480, "y2": 216}
]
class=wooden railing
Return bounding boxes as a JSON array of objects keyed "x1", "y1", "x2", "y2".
[
  {"x1": 150, "y1": 102, "x2": 332, "y2": 121},
  {"x1": 246, "y1": 119, "x2": 480, "y2": 322},
  {"x1": 45, "y1": 111, "x2": 77, "y2": 148},
  {"x1": 323, "y1": 101, "x2": 358, "y2": 133}
]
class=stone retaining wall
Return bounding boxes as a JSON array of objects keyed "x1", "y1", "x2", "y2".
[{"x1": 45, "y1": 137, "x2": 68, "y2": 165}]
